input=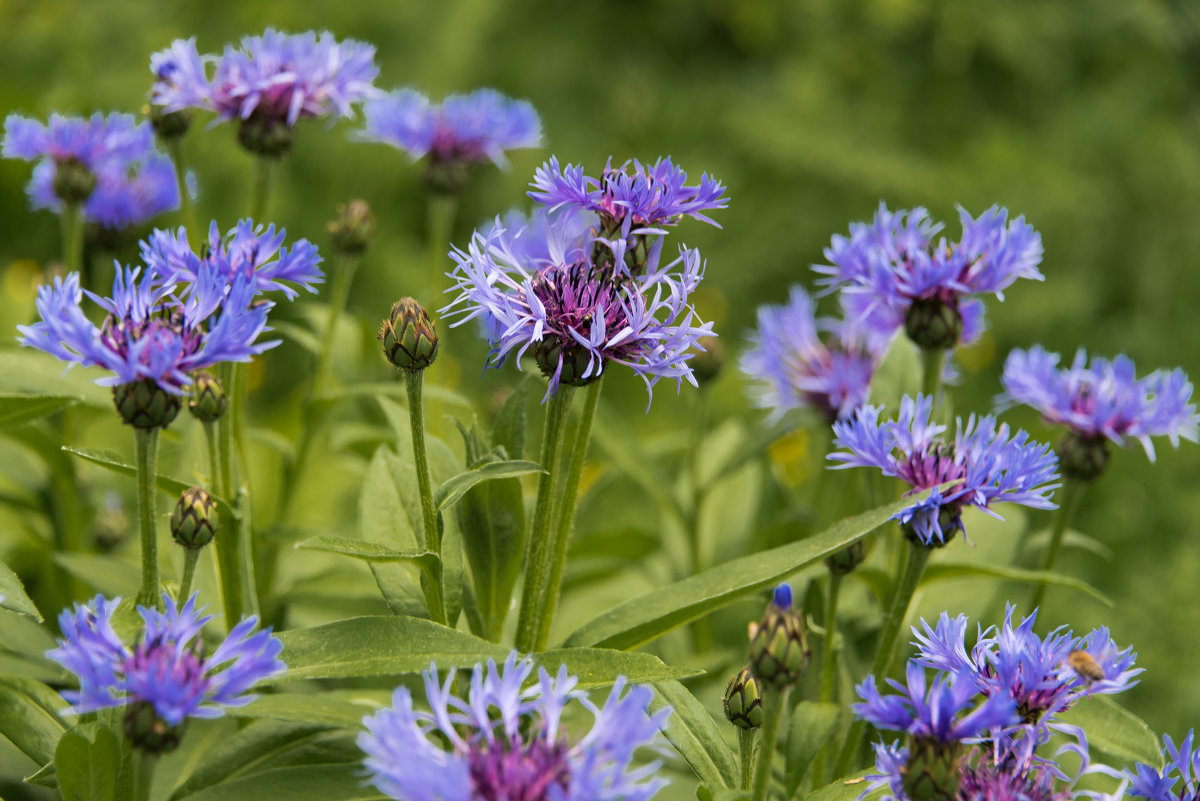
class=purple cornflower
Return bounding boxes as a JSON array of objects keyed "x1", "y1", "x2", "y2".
[
  {"x1": 443, "y1": 208, "x2": 715, "y2": 403},
  {"x1": 741, "y1": 285, "x2": 889, "y2": 422},
  {"x1": 28, "y1": 154, "x2": 180, "y2": 231},
  {"x1": 359, "y1": 652, "x2": 670, "y2": 801},
  {"x1": 47, "y1": 593, "x2": 284, "y2": 743},
  {"x1": 912, "y1": 608, "x2": 1140, "y2": 727},
  {"x1": 1001, "y1": 347, "x2": 1199, "y2": 467},
  {"x1": 814, "y1": 204, "x2": 1043, "y2": 350},
  {"x1": 829, "y1": 394, "x2": 1060, "y2": 545},
  {"x1": 1131, "y1": 731, "x2": 1199, "y2": 801},
  {"x1": 141, "y1": 219, "x2": 323, "y2": 300},
  {"x1": 151, "y1": 29, "x2": 378, "y2": 127},
  {"x1": 18, "y1": 258, "x2": 276, "y2": 394},
  {"x1": 361, "y1": 87, "x2": 541, "y2": 168}
]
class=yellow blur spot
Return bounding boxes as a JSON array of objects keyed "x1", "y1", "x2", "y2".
[
  {"x1": 5, "y1": 259, "x2": 42, "y2": 303},
  {"x1": 768, "y1": 429, "x2": 812, "y2": 488},
  {"x1": 956, "y1": 331, "x2": 996, "y2": 372},
  {"x1": 246, "y1": 358, "x2": 265, "y2": 393}
]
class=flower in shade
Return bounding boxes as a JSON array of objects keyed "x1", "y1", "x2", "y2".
[
  {"x1": 1131, "y1": 731, "x2": 1200, "y2": 801},
  {"x1": 1001, "y1": 347, "x2": 1199, "y2": 463},
  {"x1": 28, "y1": 154, "x2": 181, "y2": 231},
  {"x1": 829, "y1": 394, "x2": 1060, "y2": 545},
  {"x1": 443, "y1": 208, "x2": 714, "y2": 403},
  {"x1": 742, "y1": 284, "x2": 889, "y2": 422},
  {"x1": 46, "y1": 593, "x2": 284, "y2": 734},
  {"x1": 814, "y1": 204, "x2": 1043, "y2": 350},
  {"x1": 912, "y1": 607, "x2": 1140, "y2": 728},
  {"x1": 141, "y1": 219, "x2": 323, "y2": 300},
  {"x1": 361, "y1": 87, "x2": 541, "y2": 168},
  {"x1": 359, "y1": 652, "x2": 670, "y2": 801},
  {"x1": 18, "y1": 259, "x2": 276, "y2": 393}
]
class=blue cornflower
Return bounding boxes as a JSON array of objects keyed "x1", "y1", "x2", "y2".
[
  {"x1": 18, "y1": 258, "x2": 276, "y2": 394},
  {"x1": 829, "y1": 394, "x2": 1060, "y2": 545},
  {"x1": 149, "y1": 37, "x2": 212, "y2": 115},
  {"x1": 47, "y1": 593, "x2": 284, "y2": 749},
  {"x1": 814, "y1": 204, "x2": 1043, "y2": 350},
  {"x1": 912, "y1": 608, "x2": 1140, "y2": 727},
  {"x1": 1131, "y1": 731, "x2": 1200, "y2": 801},
  {"x1": 141, "y1": 219, "x2": 323, "y2": 300},
  {"x1": 28, "y1": 154, "x2": 181, "y2": 231},
  {"x1": 1001, "y1": 347, "x2": 1199, "y2": 468},
  {"x1": 443, "y1": 208, "x2": 715, "y2": 403},
  {"x1": 742, "y1": 285, "x2": 888, "y2": 422},
  {"x1": 360, "y1": 652, "x2": 670, "y2": 801},
  {"x1": 361, "y1": 87, "x2": 541, "y2": 168}
]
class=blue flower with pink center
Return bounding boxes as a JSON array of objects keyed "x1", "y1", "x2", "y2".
[
  {"x1": 359, "y1": 652, "x2": 670, "y2": 801},
  {"x1": 1132, "y1": 731, "x2": 1200, "y2": 801}
]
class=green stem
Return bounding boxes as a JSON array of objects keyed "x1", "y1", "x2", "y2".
[
  {"x1": 426, "y1": 194, "x2": 457, "y2": 301},
  {"x1": 920, "y1": 346, "x2": 946, "y2": 403},
  {"x1": 1030, "y1": 480, "x2": 1085, "y2": 610},
  {"x1": 213, "y1": 364, "x2": 254, "y2": 625},
  {"x1": 134, "y1": 428, "x2": 162, "y2": 610},
  {"x1": 204, "y1": 421, "x2": 222, "y2": 492},
  {"x1": 818, "y1": 572, "x2": 843, "y2": 704},
  {"x1": 132, "y1": 749, "x2": 155, "y2": 801},
  {"x1": 167, "y1": 138, "x2": 196, "y2": 236},
  {"x1": 60, "y1": 202, "x2": 84, "y2": 279},
  {"x1": 515, "y1": 386, "x2": 577, "y2": 653},
  {"x1": 315, "y1": 253, "x2": 360, "y2": 393},
  {"x1": 751, "y1": 686, "x2": 789, "y2": 801},
  {"x1": 250, "y1": 156, "x2": 279, "y2": 222},
  {"x1": 405, "y1": 369, "x2": 446, "y2": 625},
  {"x1": 739, "y1": 727, "x2": 759, "y2": 791},
  {"x1": 179, "y1": 548, "x2": 201, "y2": 601}
]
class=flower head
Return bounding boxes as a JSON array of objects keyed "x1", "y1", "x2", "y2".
[
  {"x1": 362, "y1": 87, "x2": 541, "y2": 168},
  {"x1": 829, "y1": 394, "x2": 1060, "y2": 545},
  {"x1": 1001, "y1": 347, "x2": 1199, "y2": 464},
  {"x1": 814, "y1": 204, "x2": 1043, "y2": 350},
  {"x1": 141, "y1": 219, "x2": 323, "y2": 300},
  {"x1": 47, "y1": 594, "x2": 284, "y2": 747},
  {"x1": 4, "y1": 112, "x2": 153, "y2": 170},
  {"x1": 1132, "y1": 731, "x2": 1200, "y2": 801},
  {"x1": 28, "y1": 154, "x2": 181, "y2": 231},
  {"x1": 742, "y1": 285, "x2": 888, "y2": 422},
  {"x1": 443, "y1": 208, "x2": 714, "y2": 403},
  {"x1": 359, "y1": 652, "x2": 670, "y2": 801},
  {"x1": 912, "y1": 608, "x2": 1140, "y2": 728},
  {"x1": 18, "y1": 259, "x2": 276, "y2": 395}
]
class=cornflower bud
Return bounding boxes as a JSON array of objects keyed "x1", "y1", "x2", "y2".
[
  {"x1": 825, "y1": 539, "x2": 867, "y2": 575},
  {"x1": 723, "y1": 666, "x2": 764, "y2": 730},
  {"x1": 904, "y1": 297, "x2": 963, "y2": 351},
  {"x1": 187, "y1": 371, "x2": 227, "y2": 423},
  {"x1": 1056, "y1": 432, "x2": 1110, "y2": 482},
  {"x1": 904, "y1": 735, "x2": 965, "y2": 801},
  {"x1": 144, "y1": 102, "x2": 192, "y2": 141},
  {"x1": 113, "y1": 378, "x2": 181, "y2": 429},
  {"x1": 124, "y1": 699, "x2": 187, "y2": 754},
  {"x1": 747, "y1": 583, "x2": 810, "y2": 690},
  {"x1": 379, "y1": 298, "x2": 439, "y2": 371},
  {"x1": 327, "y1": 199, "x2": 375, "y2": 255},
  {"x1": 170, "y1": 486, "x2": 219, "y2": 549},
  {"x1": 237, "y1": 113, "x2": 293, "y2": 159},
  {"x1": 52, "y1": 157, "x2": 97, "y2": 205}
]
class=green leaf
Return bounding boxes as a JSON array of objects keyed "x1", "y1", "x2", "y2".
[
  {"x1": 227, "y1": 691, "x2": 393, "y2": 729},
  {"x1": 0, "y1": 393, "x2": 80, "y2": 428},
  {"x1": 272, "y1": 319, "x2": 322, "y2": 355},
  {"x1": 175, "y1": 765, "x2": 385, "y2": 801},
  {"x1": 0, "y1": 677, "x2": 69, "y2": 766},
  {"x1": 0, "y1": 559, "x2": 42, "y2": 619},
  {"x1": 532, "y1": 648, "x2": 702, "y2": 688},
  {"x1": 564, "y1": 491, "x2": 931, "y2": 649},
  {"x1": 492, "y1": 377, "x2": 530, "y2": 459},
  {"x1": 0, "y1": 352, "x2": 110, "y2": 408},
  {"x1": 651, "y1": 680, "x2": 738, "y2": 789},
  {"x1": 294, "y1": 536, "x2": 439, "y2": 580},
  {"x1": 786, "y1": 701, "x2": 841, "y2": 796},
  {"x1": 1057, "y1": 695, "x2": 1162, "y2": 769},
  {"x1": 55, "y1": 725, "x2": 123, "y2": 801},
  {"x1": 53, "y1": 552, "x2": 140, "y2": 597},
  {"x1": 275, "y1": 615, "x2": 510, "y2": 681},
  {"x1": 358, "y1": 445, "x2": 426, "y2": 616},
  {"x1": 63, "y1": 446, "x2": 231, "y2": 512},
  {"x1": 805, "y1": 771, "x2": 878, "y2": 801},
  {"x1": 433, "y1": 459, "x2": 543, "y2": 511},
  {"x1": 921, "y1": 562, "x2": 1112, "y2": 606}
]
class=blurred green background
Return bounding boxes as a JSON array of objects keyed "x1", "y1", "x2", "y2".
[{"x1": 2, "y1": 0, "x2": 1200, "y2": 785}]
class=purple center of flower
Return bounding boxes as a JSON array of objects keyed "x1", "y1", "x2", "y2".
[
  {"x1": 100, "y1": 308, "x2": 203, "y2": 383},
  {"x1": 125, "y1": 634, "x2": 210, "y2": 714},
  {"x1": 466, "y1": 734, "x2": 571, "y2": 801},
  {"x1": 958, "y1": 751, "x2": 1064, "y2": 801},
  {"x1": 899, "y1": 443, "x2": 967, "y2": 494}
]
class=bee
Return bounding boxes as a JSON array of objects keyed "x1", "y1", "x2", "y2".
[{"x1": 1068, "y1": 649, "x2": 1105, "y2": 681}]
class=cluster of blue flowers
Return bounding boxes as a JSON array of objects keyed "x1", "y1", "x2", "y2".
[{"x1": 855, "y1": 608, "x2": 1138, "y2": 801}]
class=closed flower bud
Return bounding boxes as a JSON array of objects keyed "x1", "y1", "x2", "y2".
[
  {"x1": 903, "y1": 736, "x2": 965, "y2": 801},
  {"x1": 124, "y1": 699, "x2": 187, "y2": 754},
  {"x1": 825, "y1": 539, "x2": 867, "y2": 575},
  {"x1": 1056, "y1": 432, "x2": 1110, "y2": 482},
  {"x1": 145, "y1": 102, "x2": 192, "y2": 141},
  {"x1": 328, "y1": 199, "x2": 375, "y2": 255},
  {"x1": 723, "y1": 666, "x2": 764, "y2": 730},
  {"x1": 170, "y1": 486, "x2": 219, "y2": 549},
  {"x1": 237, "y1": 113, "x2": 293, "y2": 159},
  {"x1": 52, "y1": 157, "x2": 97, "y2": 205},
  {"x1": 380, "y1": 298, "x2": 439, "y2": 371},
  {"x1": 113, "y1": 378, "x2": 181, "y2": 429},
  {"x1": 904, "y1": 297, "x2": 963, "y2": 351},
  {"x1": 187, "y1": 371, "x2": 227, "y2": 423},
  {"x1": 533, "y1": 339, "x2": 598, "y2": 388},
  {"x1": 902, "y1": 507, "x2": 961, "y2": 549},
  {"x1": 423, "y1": 158, "x2": 470, "y2": 197},
  {"x1": 747, "y1": 583, "x2": 810, "y2": 690}
]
